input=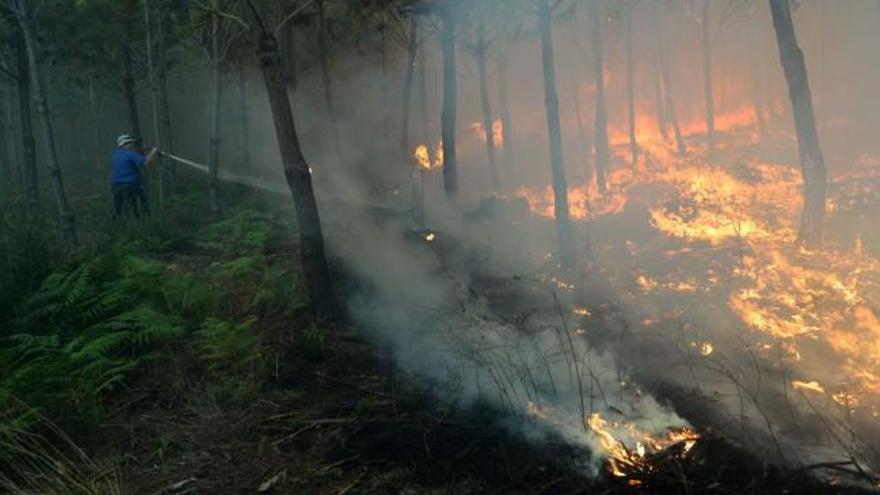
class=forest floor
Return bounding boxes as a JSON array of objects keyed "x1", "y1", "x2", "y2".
[{"x1": 2, "y1": 172, "x2": 876, "y2": 494}]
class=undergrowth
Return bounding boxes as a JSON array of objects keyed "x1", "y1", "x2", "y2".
[{"x1": 0, "y1": 190, "x2": 310, "y2": 489}]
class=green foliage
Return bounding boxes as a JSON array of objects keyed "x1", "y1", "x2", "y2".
[
  {"x1": 297, "y1": 325, "x2": 332, "y2": 362},
  {"x1": 0, "y1": 213, "x2": 57, "y2": 327}
]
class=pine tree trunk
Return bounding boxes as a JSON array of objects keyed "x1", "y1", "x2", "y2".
[
  {"x1": 255, "y1": 32, "x2": 337, "y2": 319},
  {"x1": 702, "y1": 0, "x2": 715, "y2": 157},
  {"x1": 590, "y1": 0, "x2": 608, "y2": 194},
  {"x1": 476, "y1": 14, "x2": 500, "y2": 192},
  {"x1": 652, "y1": 57, "x2": 668, "y2": 142},
  {"x1": 237, "y1": 61, "x2": 250, "y2": 169},
  {"x1": 17, "y1": 30, "x2": 37, "y2": 216},
  {"x1": 18, "y1": 11, "x2": 77, "y2": 244},
  {"x1": 769, "y1": 0, "x2": 826, "y2": 245},
  {"x1": 122, "y1": 42, "x2": 142, "y2": 146},
  {"x1": 316, "y1": 0, "x2": 334, "y2": 118},
  {"x1": 537, "y1": 0, "x2": 576, "y2": 268},
  {"x1": 158, "y1": 8, "x2": 175, "y2": 195},
  {"x1": 657, "y1": 29, "x2": 686, "y2": 155},
  {"x1": 144, "y1": 0, "x2": 164, "y2": 208},
  {"x1": 625, "y1": 4, "x2": 638, "y2": 168},
  {"x1": 497, "y1": 46, "x2": 513, "y2": 166},
  {"x1": 440, "y1": 2, "x2": 458, "y2": 195},
  {"x1": 401, "y1": 16, "x2": 417, "y2": 159},
  {"x1": 207, "y1": 11, "x2": 221, "y2": 214},
  {"x1": 88, "y1": 76, "x2": 101, "y2": 179}
]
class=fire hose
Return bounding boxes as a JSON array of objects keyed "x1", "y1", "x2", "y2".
[{"x1": 159, "y1": 151, "x2": 287, "y2": 194}]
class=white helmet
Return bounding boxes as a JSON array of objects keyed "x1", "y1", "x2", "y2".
[{"x1": 116, "y1": 134, "x2": 136, "y2": 148}]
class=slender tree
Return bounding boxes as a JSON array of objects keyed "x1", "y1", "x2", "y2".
[
  {"x1": 537, "y1": 0, "x2": 576, "y2": 268},
  {"x1": 656, "y1": 12, "x2": 686, "y2": 155},
  {"x1": 249, "y1": 6, "x2": 337, "y2": 319},
  {"x1": 625, "y1": 1, "x2": 638, "y2": 168},
  {"x1": 144, "y1": 0, "x2": 164, "y2": 207},
  {"x1": 768, "y1": 0, "x2": 826, "y2": 244},
  {"x1": 316, "y1": 0, "x2": 334, "y2": 118},
  {"x1": 497, "y1": 44, "x2": 513, "y2": 166},
  {"x1": 15, "y1": 30, "x2": 36, "y2": 215},
  {"x1": 237, "y1": 60, "x2": 250, "y2": 169},
  {"x1": 701, "y1": 0, "x2": 715, "y2": 156},
  {"x1": 207, "y1": 5, "x2": 221, "y2": 214},
  {"x1": 589, "y1": 0, "x2": 608, "y2": 194},
  {"x1": 440, "y1": 1, "x2": 458, "y2": 195},
  {"x1": 400, "y1": 14, "x2": 418, "y2": 158},
  {"x1": 13, "y1": 0, "x2": 77, "y2": 243},
  {"x1": 157, "y1": 4, "x2": 175, "y2": 194},
  {"x1": 475, "y1": 6, "x2": 499, "y2": 191},
  {"x1": 122, "y1": 38, "x2": 142, "y2": 146}
]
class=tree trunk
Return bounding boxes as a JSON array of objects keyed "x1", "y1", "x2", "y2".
[
  {"x1": 497, "y1": 46, "x2": 513, "y2": 166},
  {"x1": 625, "y1": 3, "x2": 638, "y2": 168},
  {"x1": 590, "y1": 0, "x2": 608, "y2": 194},
  {"x1": 572, "y1": 76, "x2": 591, "y2": 178},
  {"x1": 701, "y1": 0, "x2": 715, "y2": 157},
  {"x1": 476, "y1": 13, "x2": 500, "y2": 192},
  {"x1": 417, "y1": 33, "x2": 430, "y2": 144},
  {"x1": 17, "y1": 30, "x2": 37, "y2": 216},
  {"x1": 18, "y1": 13, "x2": 77, "y2": 244},
  {"x1": 440, "y1": 2, "x2": 458, "y2": 195},
  {"x1": 237, "y1": 61, "x2": 250, "y2": 169},
  {"x1": 401, "y1": 16, "x2": 418, "y2": 159},
  {"x1": 122, "y1": 42, "x2": 142, "y2": 146},
  {"x1": 768, "y1": 0, "x2": 826, "y2": 245},
  {"x1": 158, "y1": 8, "x2": 175, "y2": 195},
  {"x1": 652, "y1": 57, "x2": 668, "y2": 141},
  {"x1": 537, "y1": 0, "x2": 576, "y2": 269},
  {"x1": 6, "y1": 86, "x2": 22, "y2": 195},
  {"x1": 255, "y1": 32, "x2": 337, "y2": 319},
  {"x1": 207, "y1": 11, "x2": 221, "y2": 214},
  {"x1": 144, "y1": 0, "x2": 164, "y2": 208},
  {"x1": 316, "y1": 0, "x2": 334, "y2": 118},
  {"x1": 88, "y1": 76, "x2": 101, "y2": 179},
  {"x1": 0, "y1": 89, "x2": 11, "y2": 189},
  {"x1": 281, "y1": 0, "x2": 297, "y2": 92},
  {"x1": 657, "y1": 32, "x2": 686, "y2": 154}
]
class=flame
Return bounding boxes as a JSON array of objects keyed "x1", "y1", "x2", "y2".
[
  {"x1": 412, "y1": 141, "x2": 445, "y2": 170},
  {"x1": 470, "y1": 118, "x2": 504, "y2": 148},
  {"x1": 792, "y1": 380, "x2": 826, "y2": 394}
]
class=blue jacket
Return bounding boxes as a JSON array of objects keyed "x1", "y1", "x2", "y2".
[{"x1": 112, "y1": 148, "x2": 146, "y2": 186}]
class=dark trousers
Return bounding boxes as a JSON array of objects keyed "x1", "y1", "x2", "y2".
[{"x1": 113, "y1": 184, "x2": 150, "y2": 219}]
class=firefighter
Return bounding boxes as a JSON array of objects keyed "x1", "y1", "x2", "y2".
[{"x1": 111, "y1": 134, "x2": 158, "y2": 219}]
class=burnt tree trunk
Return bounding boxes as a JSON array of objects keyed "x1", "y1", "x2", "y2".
[
  {"x1": 652, "y1": 56, "x2": 668, "y2": 142},
  {"x1": 122, "y1": 42, "x2": 142, "y2": 146},
  {"x1": 702, "y1": 0, "x2": 715, "y2": 156},
  {"x1": 440, "y1": 2, "x2": 458, "y2": 195},
  {"x1": 625, "y1": 3, "x2": 638, "y2": 168},
  {"x1": 401, "y1": 15, "x2": 418, "y2": 158},
  {"x1": 417, "y1": 33, "x2": 430, "y2": 144},
  {"x1": 207, "y1": 10, "x2": 221, "y2": 214},
  {"x1": 255, "y1": 32, "x2": 337, "y2": 319},
  {"x1": 538, "y1": 0, "x2": 576, "y2": 268},
  {"x1": 769, "y1": 0, "x2": 826, "y2": 245},
  {"x1": 316, "y1": 0, "x2": 334, "y2": 118},
  {"x1": 18, "y1": 8, "x2": 77, "y2": 244},
  {"x1": 16, "y1": 31, "x2": 37, "y2": 215},
  {"x1": 498, "y1": 46, "x2": 513, "y2": 166},
  {"x1": 658, "y1": 38, "x2": 686, "y2": 154},
  {"x1": 476, "y1": 13, "x2": 500, "y2": 192},
  {"x1": 590, "y1": 0, "x2": 608, "y2": 194}
]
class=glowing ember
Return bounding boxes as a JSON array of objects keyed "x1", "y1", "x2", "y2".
[{"x1": 792, "y1": 380, "x2": 826, "y2": 394}]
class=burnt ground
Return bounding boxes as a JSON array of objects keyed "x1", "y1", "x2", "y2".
[{"x1": 112, "y1": 322, "x2": 875, "y2": 495}]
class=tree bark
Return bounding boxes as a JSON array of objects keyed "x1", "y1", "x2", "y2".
[
  {"x1": 537, "y1": 0, "x2": 576, "y2": 269},
  {"x1": 701, "y1": 0, "x2": 715, "y2": 157},
  {"x1": 652, "y1": 56, "x2": 668, "y2": 141},
  {"x1": 207, "y1": 10, "x2": 221, "y2": 214},
  {"x1": 625, "y1": 3, "x2": 638, "y2": 169},
  {"x1": 497, "y1": 46, "x2": 513, "y2": 166},
  {"x1": 157, "y1": 7, "x2": 175, "y2": 195},
  {"x1": 400, "y1": 16, "x2": 418, "y2": 159},
  {"x1": 417, "y1": 32, "x2": 430, "y2": 144},
  {"x1": 590, "y1": 0, "x2": 608, "y2": 194},
  {"x1": 316, "y1": 0, "x2": 334, "y2": 118},
  {"x1": 18, "y1": 10, "x2": 77, "y2": 244},
  {"x1": 255, "y1": 31, "x2": 337, "y2": 319},
  {"x1": 122, "y1": 41, "x2": 142, "y2": 146},
  {"x1": 440, "y1": 2, "x2": 458, "y2": 195},
  {"x1": 476, "y1": 13, "x2": 500, "y2": 192},
  {"x1": 17, "y1": 29, "x2": 37, "y2": 216},
  {"x1": 281, "y1": 0, "x2": 297, "y2": 92},
  {"x1": 144, "y1": 0, "x2": 164, "y2": 208},
  {"x1": 769, "y1": 0, "x2": 826, "y2": 245},
  {"x1": 657, "y1": 30, "x2": 686, "y2": 155},
  {"x1": 237, "y1": 61, "x2": 250, "y2": 169}
]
